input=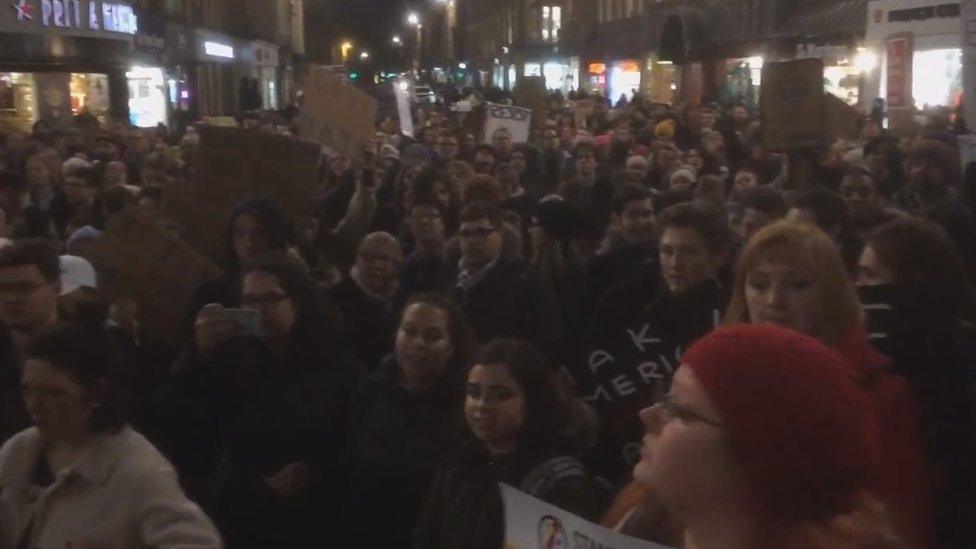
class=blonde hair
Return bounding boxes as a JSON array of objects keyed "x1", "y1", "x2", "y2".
[{"x1": 725, "y1": 221, "x2": 862, "y2": 348}]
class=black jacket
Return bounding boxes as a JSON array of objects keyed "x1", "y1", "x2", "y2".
[
  {"x1": 580, "y1": 279, "x2": 728, "y2": 482},
  {"x1": 582, "y1": 242, "x2": 658, "y2": 318},
  {"x1": 413, "y1": 441, "x2": 607, "y2": 549},
  {"x1": 440, "y1": 260, "x2": 563, "y2": 354},
  {"x1": 343, "y1": 355, "x2": 466, "y2": 548},
  {"x1": 859, "y1": 283, "x2": 976, "y2": 548},
  {"x1": 0, "y1": 327, "x2": 27, "y2": 445},
  {"x1": 329, "y1": 277, "x2": 402, "y2": 371},
  {"x1": 158, "y1": 323, "x2": 361, "y2": 549}
]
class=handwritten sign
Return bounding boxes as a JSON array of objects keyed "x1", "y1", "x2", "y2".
[
  {"x1": 298, "y1": 65, "x2": 378, "y2": 158},
  {"x1": 760, "y1": 58, "x2": 824, "y2": 150},
  {"x1": 93, "y1": 209, "x2": 222, "y2": 347},
  {"x1": 484, "y1": 102, "x2": 531, "y2": 143},
  {"x1": 501, "y1": 484, "x2": 670, "y2": 549},
  {"x1": 162, "y1": 125, "x2": 321, "y2": 257}
]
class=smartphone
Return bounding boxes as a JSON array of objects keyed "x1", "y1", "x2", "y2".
[{"x1": 222, "y1": 308, "x2": 262, "y2": 338}]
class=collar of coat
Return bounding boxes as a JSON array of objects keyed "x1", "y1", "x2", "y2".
[{"x1": 0, "y1": 426, "x2": 131, "y2": 490}]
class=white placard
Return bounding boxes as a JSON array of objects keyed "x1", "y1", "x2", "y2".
[
  {"x1": 394, "y1": 81, "x2": 415, "y2": 138},
  {"x1": 500, "y1": 483, "x2": 671, "y2": 549},
  {"x1": 484, "y1": 102, "x2": 531, "y2": 144}
]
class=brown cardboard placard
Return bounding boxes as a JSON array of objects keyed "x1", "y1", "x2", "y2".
[
  {"x1": 824, "y1": 93, "x2": 863, "y2": 142},
  {"x1": 93, "y1": 209, "x2": 222, "y2": 347},
  {"x1": 297, "y1": 65, "x2": 378, "y2": 158},
  {"x1": 514, "y1": 76, "x2": 548, "y2": 137},
  {"x1": 760, "y1": 58, "x2": 825, "y2": 151},
  {"x1": 162, "y1": 125, "x2": 321, "y2": 257}
]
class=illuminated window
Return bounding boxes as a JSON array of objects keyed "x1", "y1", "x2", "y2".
[{"x1": 542, "y1": 5, "x2": 561, "y2": 43}]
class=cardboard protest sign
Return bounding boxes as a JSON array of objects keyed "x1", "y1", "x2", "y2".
[
  {"x1": 824, "y1": 93, "x2": 863, "y2": 142},
  {"x1": 93, "y1": 209, "x2": 222, "y2": 347},
  {"x1": 162, "y1": 125, "x2": 321, "y2": 257},
  {"x1": 514, "y1": 76, "x2": 548, "y2": 134},
  {"x1": 484, "y1": 103, "x2": 531, "y2": 144},
  {"x1": 297, "y1": 65, "x2": 378, "y2": 158},
  {"x1": 760, "y1": 58, "x2": 824, "y2": 151},
  {"x1": 501, "y1": 484, "x2": 670, "y2": 549}
]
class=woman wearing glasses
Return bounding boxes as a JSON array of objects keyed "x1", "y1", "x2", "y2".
[
  {"x1": 159, "y1": 253, "x2": 360, "y2": 549},
  {"x1": 413, "y1": 339, "x2": 607, "y2": 549},
  {"x1": 628, "y1": 323, "x2": 902, "y2": 548}
]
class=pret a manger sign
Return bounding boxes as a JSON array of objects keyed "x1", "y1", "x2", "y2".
[{"x1": 9, "y1": 0, "x2": 137, "y2": 35}]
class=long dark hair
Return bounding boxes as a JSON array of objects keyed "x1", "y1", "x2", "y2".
[
  {"x1": 402, "y1": 292, "x2": 477, "y2": 368},
  {"x1": 241, "y1": 252, "x2": 339, "y2": 340},
  {"x1": 225, "y1": 198, "x2": 289, "y2": 271},
  {"x1": 465, "y1": 339, "x2": 573, "y2": 453}
]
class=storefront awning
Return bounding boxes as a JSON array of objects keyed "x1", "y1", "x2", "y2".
[{"x1": 785, "y1": 0, "x2": 869, "y2": 39}]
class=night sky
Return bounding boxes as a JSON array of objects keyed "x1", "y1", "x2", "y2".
[{"x1": 306, "y1": 0, "x2": 413, "y2": 67}]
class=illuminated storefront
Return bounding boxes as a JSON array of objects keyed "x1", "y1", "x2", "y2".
[
  {"x1": 0, "y1": 1, "x2": 136, "y2": 131},
  {"x1": 585, "y1": 62, "x2": 607, "y2": 95},
  {"x1": 609, "y1": 60, "x2": 641, "y2": 102},
  {"x1": 864, "y1": 0, "x2": 964, "y2": 111}
]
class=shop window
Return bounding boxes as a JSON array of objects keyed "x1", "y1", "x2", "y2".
[
  {"x1": 70, "y1": 74, "x2": 110, "y2": 120},
  {"x1": 0, "y1": 73, "x2": 38, "y2": 132}
]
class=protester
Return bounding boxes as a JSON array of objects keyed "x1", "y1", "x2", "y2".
[
  {"x1": 344, "y1": 293, "x2": 476, "y2": 547},
  {"x1": 439, "y1": 201, "x2": 562, "y2": 353},
  {"x1": 413, "y1": 339, "x2": 607, "y2": 549},
  {"x1": 625, "y1": 324, "x2": 901, "y2": 548},
  {"x1": 0, "y1": 322, "x2": 222, "y2": 549},
  {"x1": 329, "y1": 232, "x2": 404, "y2": 370},
  {"x1": 160, "y1": 254, "x2": 359, "y2": 548},
  {"x1": 857, "y1": 217, "x2": 976, "y2": 547},
  {"x1": 724, "y1": 220, "x2": 934, "y2": 547},
  {"x1": 0, "y1": 240, "x2": 61, "y2": 442}
]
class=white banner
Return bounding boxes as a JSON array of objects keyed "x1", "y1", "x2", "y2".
[
  {"x1": 484, "y1": 102, "x2": 531, "y2": 144},
  {"x1": 501, "y1": 483, "x2": 672, "y2": 549},
  {"x1": 394, "y1": 81, "x2": 415, "y2": 138}
]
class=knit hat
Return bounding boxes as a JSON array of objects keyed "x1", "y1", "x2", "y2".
[
  {"x1": 402, "y1": 143, "x2": 433, "y2": 166},
  {"x1": 669, "y1": 167, "x2": 697, "y2": 185},
  {"x1": 379, "y1": 143, "x2": 401, "y2": 162},
  {"x1": 59, "y1": 255, "x2": 97, "y2": 296},
  {"x1": 681, "y1": 323, "x2": 879, "y2": 522},
  {"x1": 654, "y1": 119, "x2": 676, "y2": 140},
  {"x1": 66, "y1": 225, "x2": 104, "y2": 252}
]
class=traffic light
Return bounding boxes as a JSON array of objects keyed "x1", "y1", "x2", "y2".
[{"x1": 350, "y1": 72, "x2": 359, "y2": 80}]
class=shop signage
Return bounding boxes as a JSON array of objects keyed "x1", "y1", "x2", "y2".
[
  {"x1": 203, "y1": 40, "x2": 234, "y2": 59},
  {"x1": 885, "y1": 34, "x2": 914, "y2": 109},
  {"x1": 4, "y1": 0, "x2": 136, "y2": 36},
  {"x1": 888, "y1": 3, "x2": 960, "y2": 22},
  {"x1": 795, "y1": 43, "x2": 850, "y2": 60}
]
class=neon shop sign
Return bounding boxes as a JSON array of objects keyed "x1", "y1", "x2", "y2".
[{"x1": 11, "y1": 0, "x2": 138, "y2": 35}]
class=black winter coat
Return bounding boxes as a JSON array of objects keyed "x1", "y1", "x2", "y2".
[
  {"x1": 157, "y1": 323, "x2": 361, "y2": 549},
  {"x1": 0, "y1": 327, "x2": 27, "y2": 445},
  {"x1": 328, "y1": 277, "x2": 402, "y2": 371},
  {"x1": 342, "y1": 355, "x2": 466, "y2": 547},
  {"x1": 440, "y1": 260, "x2": 563, "y2": 354},
  {"x1": 413, "y1": 441, "x2": 608, "y2": 549}
]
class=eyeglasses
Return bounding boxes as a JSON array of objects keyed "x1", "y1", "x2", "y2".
[
  {"x1": 240, "y1": 292, "x2": 289, "y2": 308},
  {"x1": 359, "y1": 252, "x2": 400, "y2": 266},
  {"x1": 458, "y1": 227, "x2": 496, "y2": 240},
  {"x1": 651, "y1": 394, "x2": 724, "y2": 429}
]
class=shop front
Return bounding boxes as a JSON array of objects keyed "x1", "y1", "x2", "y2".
[
  {"x1": 522, "y1": 57, "x2": 578, "y2": 95},
  {"x1": 0, "y1": 0, "x2": 137, "y2": 131},
  {"x1": 584, "y1": 62, "x2": 607, "y2": 96},
  {"x1": 239, "y1": 40, "x2": 280, "y2": 110},
  {"x1": 864, "y1": 0, "x2": 964, "y2": 111},
  {"x1": 194, "y1": 28, "x2": 237, "y2": 117},
  {"x1": 608, "y1": 59, "x2": 641, "y2": 103},
  {"x1": 129, "y1": 6, "x2": 167, "y2": 128}
]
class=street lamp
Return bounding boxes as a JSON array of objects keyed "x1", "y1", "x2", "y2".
[
  {"x1": 392, "y1": 35, "x2": 402, "y2": 46},
  {"x1": 360, "y1": 51, "x2": 370, "y2": 61},
  {"x1": 407, "y1": 12, "x2": 420, "y2": 27}
]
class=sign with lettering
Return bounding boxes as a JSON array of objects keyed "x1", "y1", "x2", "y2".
[
  {"x1": 483, "y1": 102, "x2": 531, "y2": 143},
  {"x1": 886, "y1": 33, "x2": 914, "y2": 109},
  {"x1": 1, "y1": 0, "x2": 136, "y2": 38},
  {"x1": 888, "y1": 2, "x2": 960, "y2": 22},
  {"x1": 760, "y1": 58, "x2": 825, "y2": 150},
  {"x1": 501, "y1": 484, "x2": 669, "y2": 549},
  {"x1": 297, "y1": 65, "x2": 378, "y2": 159}
]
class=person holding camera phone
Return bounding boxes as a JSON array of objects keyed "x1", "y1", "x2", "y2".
[{"x1": 158, "y1": 253, "x2": 361, "y2": 549}]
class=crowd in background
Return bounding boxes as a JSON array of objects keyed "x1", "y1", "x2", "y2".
[{"x1": 0, "y1": 84, "x2": 974, "y2": 549}]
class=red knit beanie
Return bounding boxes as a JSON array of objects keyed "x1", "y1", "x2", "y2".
[{"x1": 682, "y1": 323, "x2": 880, "y2": 522}]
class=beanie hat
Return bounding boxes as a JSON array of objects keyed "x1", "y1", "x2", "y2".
[
  {"x1": 379, "y1": 143, "x2": 401, "y2": 162},
  {"x1": 402, "y1": 143, "x2": 433, "y2": 166},
  {"x1": 654, "y1": 119, "x2": 676, "y2": 140},
  {"x1": 682, "y1": 323, "x2": 879, "y2": 522},
  {"x1": 66, "y1": 225, "x2": 104, "y2": 252},
  {"x1": 669, "y1": 168, "x2": 697, "y2": 185},
  {"x1": 59, "y1": 255, "x2": 97, "y2": 296}
]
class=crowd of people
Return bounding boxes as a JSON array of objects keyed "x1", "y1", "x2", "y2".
[{"x1": 0, "y1": 85, "x2": 974, "y2": 549}]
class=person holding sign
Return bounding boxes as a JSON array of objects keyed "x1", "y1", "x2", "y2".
[
  {"x1": 630, "y1": 323, "x2": 901, "y2": 548},
  {"x1": 413, "y1": 339, "x2": 608, "y2": 549},
  {"x1": 724, "y1": 221, "x2": 934, "y2": 547}
]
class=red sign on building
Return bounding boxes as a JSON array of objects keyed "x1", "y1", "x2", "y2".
[{"x1": 886, "y1": 34, "x2": 914, "y2": 109}]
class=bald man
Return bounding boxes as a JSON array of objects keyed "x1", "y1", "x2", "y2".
[{"x1": 329, "y1": 232, "x2": 405, "y2": 370}]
